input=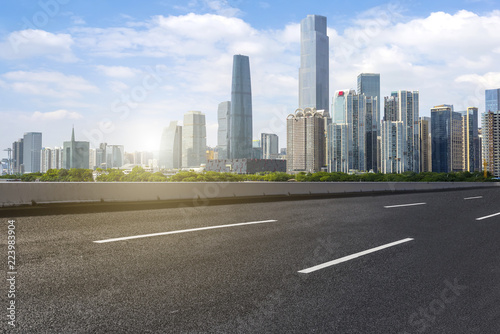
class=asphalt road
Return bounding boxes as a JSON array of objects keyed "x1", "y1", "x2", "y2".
[{"x1": 2, "y1": 187, "x2": 500, "y2": 333}]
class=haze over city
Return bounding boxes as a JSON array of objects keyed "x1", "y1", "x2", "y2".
[{"x1": 1, "y1": 0, "x2": 500, "y2": 158}]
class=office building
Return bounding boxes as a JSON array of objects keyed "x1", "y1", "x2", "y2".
[
  {"x1": 485, "y1": 88, "x2": 500, "y2": 113},
  {"x1": 63, "y1": 128, "x2": 89, "y2": 170},
  {"x1": 12, "y1": 138, "x2": 23, "y2": 174},
  {"x1": 182, "y1": 111, "x2": 207, "y2": 168},
  {"x1": 105, "y1": 145, "x2": 125, "y2": 169},
  {"x1": 419, "y1": 117, "x2": 432, "y2": 172},
  {"x1": 261, "y1": 133, "x2": 279, "y2": 160},
  {"x1": 358, "y1": 73, "x2": 380, "y2": 121},
  {"x1": 462, "y1": 107, "x2": 480, "y2": 172},
  {"x1": 23, "y1": 132, "x2": 42, "y2": 173},
  {"x1": 287, "y1": 108, "x2": 327, "y2": 173},
  {"x1": 299, "y1": 15, "x2": 329, "y2": 112},
  {"x1": 229, "y1": 55, "x2": 252, "y2": 159},
  {"x1": 217, "y1": 101, "x2": 230, "y2": 160},
  {"x1": 431, "y1": 105, "x2": 462, "y2": 173},
  {"x1": 159, "y1": 121, "x2": 182, "y2": 169}
]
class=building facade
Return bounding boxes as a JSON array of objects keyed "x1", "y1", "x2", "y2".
[
  {"x1": 182, "y1": 111, "x2": 207, "y2": 168},
  {"x1": 12, "y1": 138, "x2": 23, "y2": 174},
  {"x1": 431, "y1": 105, "x2": 463, "y2": 173},
  {"x1": 462, "y1": 107, "x2": 480, "y2": 172},
  {"x1": 261, "y1": 133, "x2": 279, "y2": 159},
  {"x1": 63, "y1": 128, "x2": 90, "y2": 170},
  {"x1": 217, "y1": 101, "x2": 230, "y2": 159},
  {"x1": 287, "y1": 108, "x2": 326, "y2": 173},
  {"x1": 159, "y1": 121, "x2": 182, "y2": 169},
  {"x1": 229, "y1": 55, "x2": 253, "y2": 159},
  {"x1": 299, "y1": 15, "x2": 329, "y2": 113},
  {"x1": 419, "y1": 117, "x2": 432, "y2": 172},
  {"x1": 23, "y1": 132, "x2": 42, "y2": 173},
  {"x1": 482, "y1": 111, "x2": 500, "y2": 177},
  {"x1": 381, "y1": 121, "x2": 404, "y2": 173}
]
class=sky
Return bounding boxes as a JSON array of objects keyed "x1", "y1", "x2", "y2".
[{"x1": 1, "y1": 0, "x2": 500, "y2": 161}]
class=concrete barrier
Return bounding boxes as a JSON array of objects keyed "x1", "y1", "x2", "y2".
[{"x1": 0, "y1": 182, "x2": 498, "y2": 207}]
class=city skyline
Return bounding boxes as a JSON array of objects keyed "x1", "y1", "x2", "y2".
[{"x1": 1, "y1": 2, "x2": 500, "y2": 160}]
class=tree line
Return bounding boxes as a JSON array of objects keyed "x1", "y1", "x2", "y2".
[{"x1": 0, "y1": 167, "x2": 495, "y2": 182}]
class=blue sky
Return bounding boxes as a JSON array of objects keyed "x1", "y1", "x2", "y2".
[{"x1": 1, "y1": 0, "x2": 500, "y2": 161}]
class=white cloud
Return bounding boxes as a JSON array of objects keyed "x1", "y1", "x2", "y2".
[
  {"x1": 0, "y1": 29, "x2": 77, "y2": 62},
  {"x1": 2, "y1": 71, "x2": 98, "y2": 99},
  {"x1": 29, "y1": 109, "x2": 83, "y2": 121},
  {"x1": 95, "y1": 65, "x2": 139, "y2": 78}
]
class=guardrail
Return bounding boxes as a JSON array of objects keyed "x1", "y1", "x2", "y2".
[{"x1": 1, "y1": 182, "x2": 498, "y2": 207}]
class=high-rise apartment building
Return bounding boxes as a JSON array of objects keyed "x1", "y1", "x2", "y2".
[
  {"x1": 482, "y1": 111, "x2": 500, "y2": 176},
  {"x1": 229, "y1": 55, "x2": 252, "y2": 159},
  {"x1": 182, "y1": 111, "x2": 207, "y2": 168},
  {"x1": 217, "y1": 101, "x2": 230, "y2": 160},
  {"x1": 41, "y1": 148, "x2": 52, "y2": 173},
  {"x1": 419, "y1": 117, "x2": 432, "y2": 172},
  {"x1": 380, "y1": 91, "x2": 420, "y2": 173},
  {"x1": 23, "y1": 132, "x2": 42, "y2": 173},
  {"x1": 299, "y1": 15, "x2": 329, "y2": 112},
  {"x1": 381, "y1": 121, "x2": 404, "y2": 173},
  {"x1": 328, "y1": 90, "x2": 367, "y2": 173},
  {"x1": 431, "y1": 105, "x2": 463, "y2": 173},
  {"x1": 63, "y1": 128, "x2": 89, "y2": 170},
  {"x1": 287, "y1": 108, "x2": 326, "y2": 173},
  {"x1": 51, "y1": 147, "x2": 62, "y2": 170},
  {"x1": 462, "y1": 107, "x2": 480, "y2": 172},
  {"x1": 159, "y1": 121, "x2": 182, "y2": 169}
]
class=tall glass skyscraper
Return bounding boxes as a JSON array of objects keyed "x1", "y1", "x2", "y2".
[
  {"x1": 299, "y1": 15, "x2": 329, "y2": 113},
  {"x1": 357, "y1": 73, "x2": 380, "y2": 117},
  {"x1": 431, "y1": 105, "x2": 462, "y2": 173},
  {"x1": 23, "y1": 132, "x2": 42, "y2": 173},
  {"x1": 229, "y1": 55, "x2": 252, "y2": 159},
  {"x1": 485, "y1": 88, "x2": 500, "y2": 112},
  {"x1": 63, "y1": 128, "x2": 90, "y2": 170}
]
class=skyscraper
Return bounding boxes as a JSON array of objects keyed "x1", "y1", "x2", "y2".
[
  {"x1": 358, "y1": 73, "x2": 380, "y2": 118},
  {"x1": 299, "y1": 15, "x2": 329, "y2": 112},
  {"x1": 159, "y1": 121, "x2": 182, "y2": 169},
  {"x1": 23, "y1": 132, "x2": 42, "y2": 173},
  {"x1": 41, "y1": 148, "x2": 52, "y2": 173},
  {"x1": 12, "y1": 138, "x2": 23, "y2": 174},
  {"x1": 287, "y1": 108, "x2": 326, "y2": 173},
  {"x1": 380, "y1": 91, "x2": 420, "y2": 173},
  {"x1": 261, "y1": 133, "x2": 279, "y2": 159},
  {"x1": 217, "y1": 101, "x2": 230, "y2": 159},
  {"x1": 462, "y1": 107, "x2": 480, "y2": 172},
  {"x1": 431, "y1": 105, "x2": 462, "y2": 173},
  {"x1": 229, "y1": 55, "x2": 252, "y2": 159},
  {"x1": 63, "y1": 128, "x2": 90, "y2": 169},
  {"x1": 182, "y1": 111, "x2": 207, "y2": 168},
  {"x1": 419, "y1": 117, "x2": 432, "y2": 172},
  {"x1": 482, "y1": 111, "x2": 500, "y2": 177},
  {"x1": 485, "y1": 88, "x2": 500, "y2": 113},
  {"x1": 381, "y1": 121, "x2": 404, "y2": 174},
  {"x1": 328, "y1": 90, "x2": 368, "y2": 172}
]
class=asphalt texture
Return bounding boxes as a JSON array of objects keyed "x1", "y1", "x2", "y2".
[{"x1": 1, "y1": 187, "x2": 500, "y2": 333}]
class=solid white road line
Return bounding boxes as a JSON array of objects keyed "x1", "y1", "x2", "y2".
[
  {"x1": 94, "y1": 220, "x2": 278, "y2": 243},
  {"x1": 383, "y1": 203, "x2": 426, "y2": 209},
  {"x1": 476, "y1": 212, "x2": 500, "y2": 221},
  {"x1": 298, "y1": 238, "x2": 414, "y2": 274},
  {"x1": 464, "y1": 196, "x2": 483, "y2": 200}
]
